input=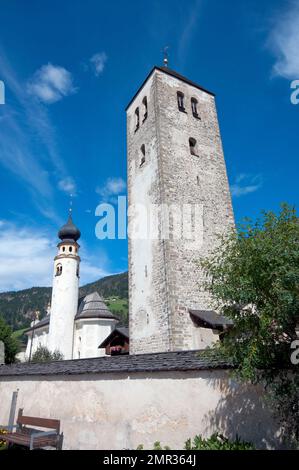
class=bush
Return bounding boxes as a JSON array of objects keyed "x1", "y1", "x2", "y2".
[
  {"x1": 0, "y1": 429, "x2": 8, "y2": 448},
  {"x1": 0, "y1": 316, "x2": 19, "y2": 363},
  {"x1": 137, "y1": 442, "x2": 171, "y2": 450},
  {"x1": 184, "y1": 433, "x2": 254, "y2": 450},
  {"x1": 31, "y1": 345, "x2": 64, "y2": 363}
]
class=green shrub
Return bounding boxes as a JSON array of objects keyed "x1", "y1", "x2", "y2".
[
  {"x1": 0, "y1": 316, "x2": 19, "y2": 363},
  {"x1": 31, "y1": 345, "x2": 63, "y2": 363},
  {"x1": 137, "y1": 442, "x2": 171, "y2": 450},
  {"x1": 185, "y1": 433, "x2": 254, "y2": 450}
]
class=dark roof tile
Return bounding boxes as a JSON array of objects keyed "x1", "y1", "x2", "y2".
[
  {"x1": 75, "y1": 292, "x2": 119, "y2": 320},
  {"x1": 0, "y1": 350, "x2": 233, "y2": 377},
  {"x1": 189, "y1": 310, "x2": 233, "y2": 328},
  {"x1": 98, "y1": 327, "x2": 129, "y2": 348}
]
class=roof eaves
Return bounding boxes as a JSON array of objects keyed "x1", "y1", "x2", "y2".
[{"x1": 125, "y1": 66, "x2": 215, "y2": 111}]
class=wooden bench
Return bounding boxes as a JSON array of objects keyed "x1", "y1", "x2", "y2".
[{"x1": 3, "y1": 409, "x2": 63, "y2": 450}]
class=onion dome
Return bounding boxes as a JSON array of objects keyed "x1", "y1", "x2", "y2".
[{"x1": 58, "y1": 213, "x2": 81, "y2": 242}]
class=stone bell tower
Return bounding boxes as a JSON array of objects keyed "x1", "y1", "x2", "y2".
[
  {"x1": 48, "y1": 211, "x2": 81, "y2": 359},
  {"x1": 126, "y1": 66, "x2": 235, "y2": 355}
]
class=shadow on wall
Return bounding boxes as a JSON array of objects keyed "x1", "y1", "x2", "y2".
[{"x1": 204, "y1": 375, "x2": 289, "y2": 450}]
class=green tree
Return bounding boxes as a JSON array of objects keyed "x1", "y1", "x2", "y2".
[
  {"x1": 202, "y1": 204, "x2": 299, "y2": 445},
  {"x1": 185, "y1": 433, "x2": 254, "y2": 450},
  {"x1": 31, "y1": 345, "x2": 64, "y2": 363},
  {"x1": 0, "y1": 316, "x2": 19, "y2": 363}
]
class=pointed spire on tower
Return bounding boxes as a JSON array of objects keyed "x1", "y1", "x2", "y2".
[{"x1": 58, "y1": 202, "x2": 81, "y2": 242}]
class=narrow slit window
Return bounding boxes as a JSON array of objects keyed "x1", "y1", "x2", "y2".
[
  {"x1": 177, "y1": 91, "x2": 185, "y2": 112},
  {"x1": 140, "y1": 144, "x2": 146, "y2": 167},
  {"x1": 56, "y1": 264, "x2": 62, "y2": 276},
  {"x1": 189, "y1": 138, "x2": 198, "y2": 156},
  {"x1": 191, "y1": 98, "x2": 199, "y2": 118},
  {"x1": 142, "y1": 96, "x2": 148, "y2": 122},
  {"x1": 135, "y1": 107, "x2": 140, "y2": 131}
]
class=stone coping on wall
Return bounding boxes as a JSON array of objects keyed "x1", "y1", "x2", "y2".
[{"x1": 0, "y1": 350, "x2": 233, "y2": 377}]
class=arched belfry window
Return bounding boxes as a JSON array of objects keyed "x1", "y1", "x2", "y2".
[
  {"x1": 189, "y1": 137, "x2": 198, "y2": 156},
  {"x1": 177, "y1": 91, "x2": 185, "y2": 112},
  {"x1": 140, "y1": 144, "x2": 146, "y2": 167},
  {"x1": 56, "y1": 264, "x2": 62, "y2": 276},
  {"x1": 191, "y1": 97, "x2": 199, "y2": 118},
  {"x1": 142, "y1": 96, "x2": 148, "y2": 122},
  {"x1": 135, "y1": 107, "x2": 140, "y2": 131}
]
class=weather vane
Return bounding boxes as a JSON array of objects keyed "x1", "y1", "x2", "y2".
[{"x1": 162, "y1": 46, "x2": 169, "y2": 67}]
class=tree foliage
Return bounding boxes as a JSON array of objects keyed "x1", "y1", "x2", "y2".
[
  {"x1": 185, "y1": 433, "x2": 254, "y2": 450},
  {"x1": 202, "y1": 204, "x2": 299, "y2": 445},
  {"x1": 0, "y1": 316, "x2": 19, "y2": 363},
  {"x1": 31, "y1": 345, "x2": 64, "y2": 363}
]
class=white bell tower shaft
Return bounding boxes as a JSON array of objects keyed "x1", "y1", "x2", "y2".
[{"x1": 48, "y1": 213, "x2": 81, "y2": 359}]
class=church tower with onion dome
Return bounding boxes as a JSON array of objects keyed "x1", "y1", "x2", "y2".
[{"x1": 48, "y1": 211, "x2": 81, "y2": 360}]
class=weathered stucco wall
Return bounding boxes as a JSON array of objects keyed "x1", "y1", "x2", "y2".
[{"x1": 0, "y1": 369, "x2": 282, "y2": 450}]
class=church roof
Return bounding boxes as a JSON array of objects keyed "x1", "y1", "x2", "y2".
[
  {"x1": 98, "y1": 327, "x2": 129, "y2": 348},
  {"x1": 125, "y1": 65, "x2": 215, "y2": 111},
  {"x1": 189, "y1": 310, "x2": 233, "y2": 329},
  {"x1": 24, "y1": 292, "x2": 118, "y2": 333},
  {"x1": 58, "y1": 212, "x2": 81, "y2": 242},
  {"x1": 24, "y1": 315, "x2": 50, "y2": 334},
  {"x1": 75, "y1": 292, "x2": 119, "y2": 321},
  {"x1": 0, "y1": 350, "x2": 233, "y2": 377}
]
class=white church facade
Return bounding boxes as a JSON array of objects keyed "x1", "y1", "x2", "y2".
[{"x1": 24, "y1": 214, "x2": 119, "y2": 360}]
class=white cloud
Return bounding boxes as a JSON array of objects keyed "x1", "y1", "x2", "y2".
[
  {"x1": 178, "y1": 0, "x2": 202, "y2": 68},
  {"x1": 0, "y1": 222, "x2": 112, "y2": 292},
  {"x1": 268, "y1": 2, "x2": 299, "y2": 79},
  {"x1": 231, "y1": 174, "x2": 263, "y2": 198},
  {"x1": 27, "y1": 63, "x2": 77, "y2": 103},
  {"x1": 0, "y1": 50, "x2": 77, "y2": 221},
  {"x1": 90, "y1": 52, "x2": 107, "y2": 77},
  {"x1": 0, "y1": 223, "x2": 53, "y2": 291},
  {"x1": 96, "y1": 177, "x2": 126, "y2": 200},
  {"x1": 58, "y1": 177, "x2": 76, "y2": 195},
  {"x1": 80, "y1": 259, "x2": 110, "y2": 284}
]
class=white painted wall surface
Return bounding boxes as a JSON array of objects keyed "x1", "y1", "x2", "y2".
[
  {"x1": 48, "y1": 252, "x2": 79, "y2": 360},
  {"x1": 0, "y1": 370, "x2": 283, "y2": 450},
  {"x1": 73, "y1": 318, "x2": 117, "y2": 359},
  {"x1": 25, "y1": 327, "x2": 49, "y2": 359}
]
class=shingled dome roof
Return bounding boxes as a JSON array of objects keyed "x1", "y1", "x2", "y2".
[
  {"x1": 58, "y1": 213, "x2": 81, "y2": 242},
  {"x1": 75, "y1": 292, "x2": 119, "y2": 321}
]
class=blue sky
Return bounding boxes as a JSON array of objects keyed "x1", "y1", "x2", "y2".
[{"x1": 0, "y1": 0, "x2": 298, "y2": 291}]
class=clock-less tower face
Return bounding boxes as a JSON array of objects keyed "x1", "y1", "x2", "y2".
[
  {"x1": 127, "y1": 67, "x2": 235, "y2": 355},
  {"x1": 48, "y1": 214, "x2": 81, "y2": 360}
]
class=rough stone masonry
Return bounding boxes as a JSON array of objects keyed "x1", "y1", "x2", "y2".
[{"x1": 127, "y1": 67, "x2": 235, "y2": 354}]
